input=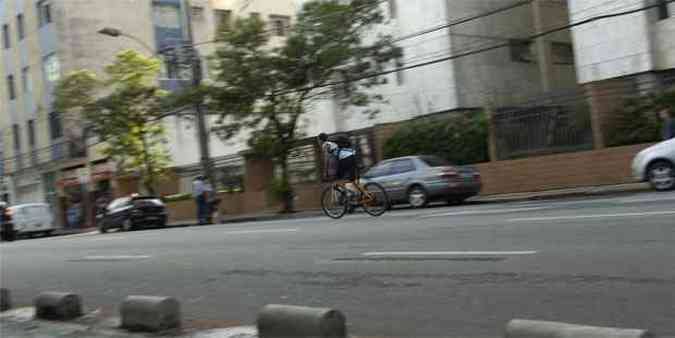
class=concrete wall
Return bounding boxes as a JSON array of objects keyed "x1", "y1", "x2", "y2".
[
  {"x1": 653, "y1": 11, "x2": 675, "y2": 70},
  {"x1": 569, "y1": 0, "x2": 655, "y2": 84},
  {"x1": 451, "y1": 0, "x2": 577, "y2": 108}
]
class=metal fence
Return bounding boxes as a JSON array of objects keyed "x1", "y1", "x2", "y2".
[{"x1": 494, "y1": 88, "x2": 594, "y2": 160}]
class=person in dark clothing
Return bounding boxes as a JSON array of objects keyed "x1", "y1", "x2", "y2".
[{"x1": 659, "y1": 106, "x2": 675, "y2": 140}]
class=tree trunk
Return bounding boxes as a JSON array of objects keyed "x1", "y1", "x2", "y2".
[
  {"x1": 140, "y1": 131, "x2": 156, "y2": 196},
  {"x1": 279, "y1": 157, "x2": 294, "y2": 213}
]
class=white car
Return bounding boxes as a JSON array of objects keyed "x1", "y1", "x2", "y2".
[
  {"x1": 632, "y1": 138, "x2": 675, "y2": 191},
  {"x1": 7, "y1": 203, "x2": 57, "y2": 237}
]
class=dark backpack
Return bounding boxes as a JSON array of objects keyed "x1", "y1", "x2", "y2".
[{"x1": 329, "y1": 134, "x2": 352, "y2": 149}]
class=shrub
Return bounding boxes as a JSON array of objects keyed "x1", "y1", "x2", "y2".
[
  {"x1": 609, "y1": 89, "x2": 675, "y2": 146},
  {"x1": 383, "y1": 111, "x2": 489, "y2": 165}
]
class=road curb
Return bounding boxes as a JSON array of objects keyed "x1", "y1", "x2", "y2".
[
  {"x1": 257, "y1": 304, "x2": 347, "y2": 338},
  {"x1": 506, "y1": 319, "x2": 654, "y2": 338},
  {"x1": 120, "y1": 295, "x2": 181, "y2": 332},
  {"x1": 34, "y1": 292, "x2": 82, "y2": 320}
]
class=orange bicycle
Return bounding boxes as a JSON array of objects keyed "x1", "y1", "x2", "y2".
[{"x1": 320, "y1": 170, "x2": 389, "y2": 219}]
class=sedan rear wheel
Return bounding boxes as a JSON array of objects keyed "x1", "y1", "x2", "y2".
[
  {"x1": 648, "y1": 160, "x2": 675, "y2": 191},
  {"x1": 408, "y1": 186, "x2": 429, "y2": 208}
]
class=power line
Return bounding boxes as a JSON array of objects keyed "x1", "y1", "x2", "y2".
[{"x1": 275, "y1": 0, "x2": 675, "y2": 96}]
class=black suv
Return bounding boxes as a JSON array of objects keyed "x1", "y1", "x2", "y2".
[{"x1": 98, "y1": 196, "x2": 168, "y2": 233}]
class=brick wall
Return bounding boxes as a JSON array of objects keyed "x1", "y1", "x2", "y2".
[{"x1": 476, "y1": 143, "x2": 652, "y2": 195}]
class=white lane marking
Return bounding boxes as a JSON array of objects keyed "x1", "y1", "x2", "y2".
[
  {"x1": 618, "y1": 196, "x2": 675, "y2": 204},
  {"x1": 421, "y1": 207, "x2": 550, "y2": 218},
  {"x1": 510, "y1": 211, "x2": 675, "y2": 222},
  {"x1": 362, "y1": 251, "x2": 538, "y2": 257},
  {"x1": 224, "y1": 228, "x2": 299, "y2": 235},
  {"x1": 80, "y1": 255, "x2": 151, "y2": 260}
]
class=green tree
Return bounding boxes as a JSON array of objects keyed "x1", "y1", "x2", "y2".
[
  {"x1": 189, "y1": 0, "x2": 401, "y2": 212},
  {"x1": 53, "y1": 50, "x2": 170, "y2": 195}
]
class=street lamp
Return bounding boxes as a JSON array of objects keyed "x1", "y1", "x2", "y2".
[{"x1": 97, "y1": 26, "x2": 214, "y2": 189}]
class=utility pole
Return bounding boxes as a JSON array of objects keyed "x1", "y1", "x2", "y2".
[{"x1": 182, "y1": 0, "x2": 214, "y2": 185}]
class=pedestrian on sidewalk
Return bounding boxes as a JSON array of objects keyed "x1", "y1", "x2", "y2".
[
  {"x1": 658, "y1": 105, "x2": 674, "y2": 140},
  {"x1": 193, "y1": 176, "x2": 208, "y2": 225}
]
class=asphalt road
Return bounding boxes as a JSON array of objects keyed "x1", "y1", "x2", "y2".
[{"x1": 2, "y1": 191, "x2": 675, "y2": 338}]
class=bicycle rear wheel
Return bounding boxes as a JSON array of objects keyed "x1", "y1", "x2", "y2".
[
  {"x1": 321, "y1": 185, "x2": 349, "y2": 219},
  {"x1": 362, "y1": 182, "x2": 389, "y2": 217}
]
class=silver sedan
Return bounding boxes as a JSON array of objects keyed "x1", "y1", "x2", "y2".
[{"x1": 362, "y1": 156, "x2": 482, "y2": 208}]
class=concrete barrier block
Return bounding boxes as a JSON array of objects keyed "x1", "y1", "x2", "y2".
[
  {"x1": 506, "y1": 319, "x2": 655, "y2": 338},
  {"x1": 257, "y1": 304, "x2": 346, "y2": 338},
  {"x1": 120, "y1": 296, "x2": 181, "y2": 332},
  {"x1": 34, "y1": 292, "x2": 82, "y2": 320},
  {"x1": 0, "y1": 288, "x2": 11, "y2": 311}
]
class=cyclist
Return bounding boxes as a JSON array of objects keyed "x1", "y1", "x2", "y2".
[{"x1": 318, "y1": 133, "x2": 356, "y2": 182}]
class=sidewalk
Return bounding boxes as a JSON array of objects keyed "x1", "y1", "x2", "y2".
[
  {"x1": 169, "y1": 209, "x2": 325, "y2": 227},
  {"x1": 470, "y1": 182, "x2": 651, "y2": 203},
  {"x1": 167, "y1": 182, "x2": 652, "y2": 227},
  {"x1": 0, "y1": 307, "x2": 257, "y2": 338}
]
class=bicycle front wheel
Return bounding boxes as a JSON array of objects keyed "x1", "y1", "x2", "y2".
[
  {"x1": 362, "y1": 182, "x2": 389, "y2": 217},
  {"x1": 321, "y1": 185, "x2": 349, "y2": 219}
]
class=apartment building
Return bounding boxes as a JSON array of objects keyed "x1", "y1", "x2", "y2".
[
  {"x1": 568, "y1": 0, "x2": 675, "y2": 147},
  {"x1": 1, "y1": 0, "x2": 298, "y2": 226},
  {"x1": 324, "y1": 0, "x2": 578, "y2": 132}
]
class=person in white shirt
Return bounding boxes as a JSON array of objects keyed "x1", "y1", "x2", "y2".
[{"x1": 192, "y1": 176, "x2": 208, "y2": 224}]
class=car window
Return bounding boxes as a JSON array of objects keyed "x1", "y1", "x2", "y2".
[
  {"x1": 419, "y1": 156, "x2": 451, "y2": 167},
  {"x1": 365, "y1": 162, "x2": 393, "y2": 178},
  {"x1": 390, "y1": 159, "x2": 416, "y2": 174},
  {"x1": 108, "y1": 197, "x2": 131, "y2": 210}
]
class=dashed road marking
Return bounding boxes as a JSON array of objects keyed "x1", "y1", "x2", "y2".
[
  {"x1": 73, "y1": 255, "x2": 152, "y2": 261},
  {"x1": 362, "y1": 251, "x2": 538, "y2": 257}
]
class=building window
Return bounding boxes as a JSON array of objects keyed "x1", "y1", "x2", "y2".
[
  {"x1": 21, "y1": 66, "x2": 31, "y2": 93},
  {"x1": 657, "y1": 0, "x2": 670, "y2": 20},
  {"x1": 388, "y1": 0, "x2": 397, "y2": 19},
  {"x1": 43, "y1": 53, "x2": 60, "y2": 82},
  {"x1": 214, "y1": 9, "x2": 232, "y2": 31},
  {"x1": 510, "y1": 39, "x2": 535, "y2": 63},
  {"x1": 38, "y1": 1, "x2": 52, "y2": 27},
  {"x1": 2, "y1": 24, "x2": 10, "y2": 49},
  {"x1": 49, "y1": 112, "x2": 63, "y2": 139},
  {"x1": 191, "y1": 6, "x2": 204, "y2": 21},
  {"x1": 27, "y1": 120, "x2": 36, "y2": 148},
  {"x1": 552, "y1": 42, "x2": 575, "y2": 65},
  {"x1": 153, "y1": 3, "x2": 181, "y2": 29},
  {"x1": 12, "y1": 124, "x2": 21, "y2": 152},
  {"x1": 17, "y1": 14, "x2": 25, "y2": 40},
  {"x1": 395, "y1": 57, "x2": 405, "y2": 86},
  {"x1": 7, "y1": 75, "x2": 16, "y2": 100},
  {"x1": 270, "y1": 15, "x2": 291, "y2": 37}
]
